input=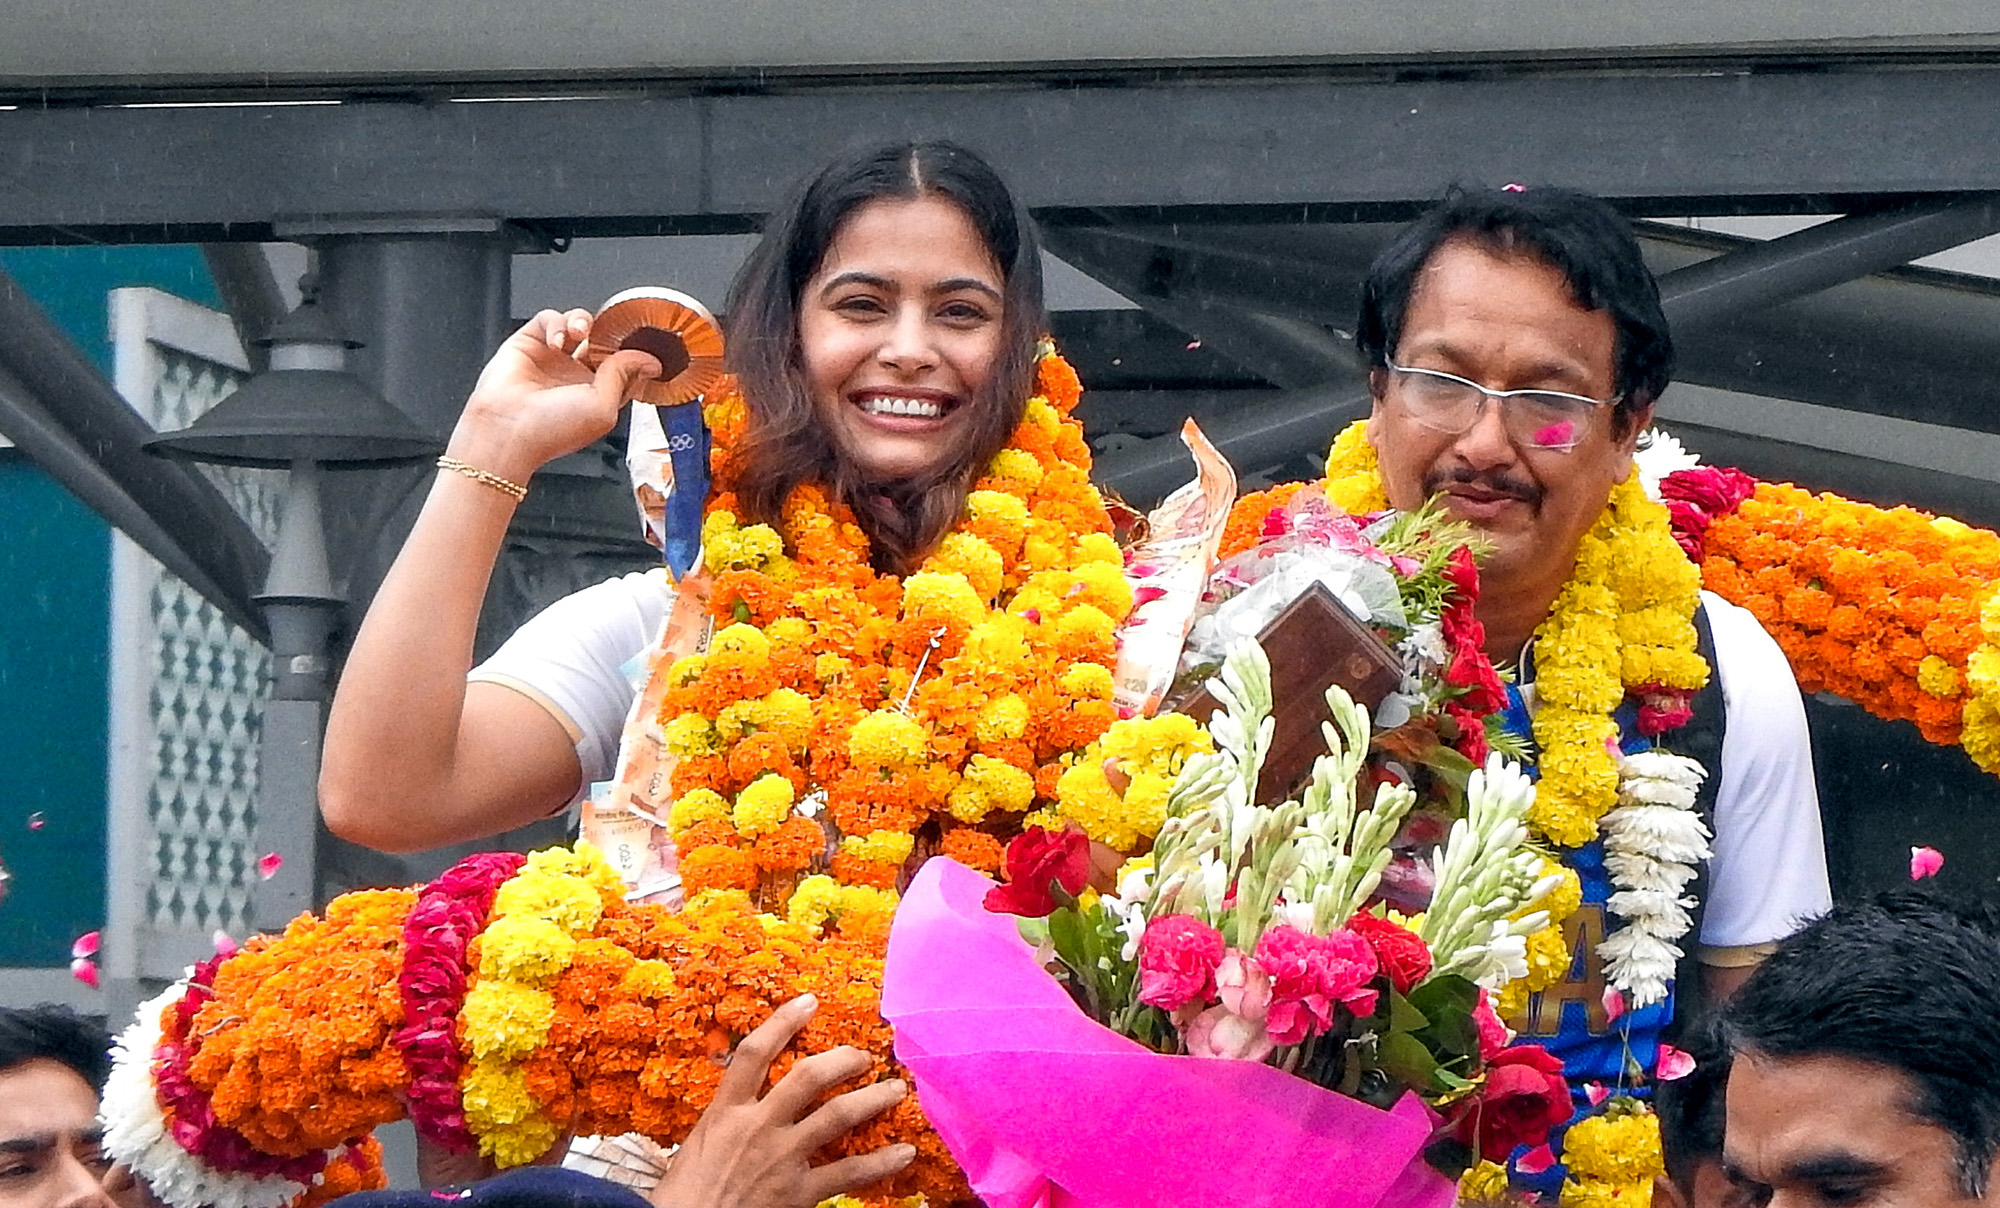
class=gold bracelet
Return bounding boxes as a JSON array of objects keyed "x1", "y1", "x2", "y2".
[{"x1": 436, "y1": 456, "x2": 529, "y2": 503}]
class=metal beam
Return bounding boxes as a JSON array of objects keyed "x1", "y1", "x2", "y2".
[
  {"x1": 0, "y1": 267, "x2": 271, "y2": 639},
  {"x1": 1092, "y1": 384, "x2": 1371, "y2": 504},
  {"x1": 1040, "y1": 223, "x2": 1358, "y2": 390},
  {"x1": 1657, "y1": 195, "x2": 2000, "y2": 327},
  {"x1": 8, "y1": 65, "x2": 2000, "y2": 240},
  {"x1": 200, "y1": 244, "x2": 289, "y2": 373}
]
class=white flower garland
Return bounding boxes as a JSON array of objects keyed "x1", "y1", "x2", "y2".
[
  {"x1": 101, "y1": 983, "x2": 311, "y2": 1208},
  {"x1": 1596, "y1": 749, "x2": 1712, "y2": 1008}
]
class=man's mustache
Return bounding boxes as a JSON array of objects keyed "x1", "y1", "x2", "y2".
[{"x1": 1423, "y1": 465, "x2": 1542, "y2": 509}]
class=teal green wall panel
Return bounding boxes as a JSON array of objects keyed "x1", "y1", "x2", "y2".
[{"x1": 0, "y1": 245, "x2": 217, "y2": 965}]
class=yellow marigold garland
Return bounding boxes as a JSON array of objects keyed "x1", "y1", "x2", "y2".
[
  {"x1": 1560, "y1": 1106, "x2": 1666, "y2": 1208},
  {"x1": 461, "y1": 844, "x2": 628, "y2": 1166},
  {"x1": 1034, "y1": 712, "x2": 1215, "y2": 851}
]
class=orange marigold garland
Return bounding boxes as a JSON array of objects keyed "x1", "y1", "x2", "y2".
[
  {"x1": 103, "y1": 843, "x2": 969, "y2": 1208},
  {"x1": 665, "y1": 347, "x2": 1126, "y2": 913},
  {"x1": 1687, "y1": 472, "x2": 2000, "y2": 771}
]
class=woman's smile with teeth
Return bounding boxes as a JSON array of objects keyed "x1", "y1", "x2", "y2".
[{"x1": 859, "y1": 395, "x2": 947, "y2": 418}]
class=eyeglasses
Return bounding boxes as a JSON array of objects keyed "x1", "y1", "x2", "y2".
[{"x1": 1384, "y1": 362, "x2": 1617, "y2": 453}]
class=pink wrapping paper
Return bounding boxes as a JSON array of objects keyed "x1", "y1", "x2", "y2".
[{"x1": 883, "y1": 859, "x2": 1460, "y2": 1208}]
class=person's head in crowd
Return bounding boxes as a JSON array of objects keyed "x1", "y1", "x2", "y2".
[
  {"x1": 1355, "y1": 184, "x2": 1674, "y2": 614},
  {"x1": 1720, "y1": 891, "x2": 2000, "y2": 1208},
  {"x1": 725, "y1": 139, "x2": 1046, "y2": 574},
  {"x1": 0, "y1": 1005, "x2": 117, "y2": 1208},
  {"x1": 1655, "y1": 1018, "x2": 1733, "y2": 1208}
]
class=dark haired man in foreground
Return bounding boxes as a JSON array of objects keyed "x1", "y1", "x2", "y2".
[
  {"x1": 1720, "y1": 892, "x2": 2000, "y2": 1208},
  {"x1": 1654, "y1": 1019, "x2": 1731, "y2": 1208},
  {"x1": 0, "y1": 1005, "x2": 118, "y2": 1208}
]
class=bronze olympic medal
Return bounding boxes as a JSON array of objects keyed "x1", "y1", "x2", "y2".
[{"x1": 582, "y1": 286, "x2": 726, "y2": 406}]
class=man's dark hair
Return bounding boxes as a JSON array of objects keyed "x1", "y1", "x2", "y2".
[
  {"x1": 1720, "y1": 891, "x2": 2000, "y2": 1197},
  {"x1": 0, "y1": 1003, "x2": 113, "y2": 1092},
  {"x1": 1354, "y1": 184, "x2": 1675, "y2": 426},
  {"x1": 1655, "y1": 1017, "x2": 1730, "y2": 1191}
]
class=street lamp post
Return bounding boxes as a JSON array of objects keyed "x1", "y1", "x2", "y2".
[{"x1": 146, "y1": 285, "x2": 437, "y2": 928}]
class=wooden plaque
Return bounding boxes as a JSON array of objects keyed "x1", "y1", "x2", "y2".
[{"x1": 1178, "y1": 582, "x2": 1404, "y2": 800}]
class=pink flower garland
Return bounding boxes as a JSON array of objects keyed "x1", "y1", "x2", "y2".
[
  {"x1": 152, "y1": 955, "x2": 329, "y2": 1183},
  {"x1": 393, "y1": 850, "x2": 527, "y2": 1151}
]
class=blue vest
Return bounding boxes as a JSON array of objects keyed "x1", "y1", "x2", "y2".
[{"x1": 1498, "y1": 608, "x2": 1725, "y2": 1196}]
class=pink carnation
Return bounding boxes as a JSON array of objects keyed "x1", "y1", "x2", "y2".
[
  {"x1": 1137, "y1": 914, "x2": 1227, "y2": 1010},
  {"x1": 1472, "y1": 989, "x2": 1511, "y2": 1060},
  {"x1": 1253, "y1": 924, "x2": 1380, "y2": 1046}
]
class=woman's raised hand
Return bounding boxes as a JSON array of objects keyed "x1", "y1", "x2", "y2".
[
  {"x1": 449, "y1": 308, "x2": 665, "y2": 483},
  {"x1": 647, "y1": 995, "x2": 917, "y2": 1208}
]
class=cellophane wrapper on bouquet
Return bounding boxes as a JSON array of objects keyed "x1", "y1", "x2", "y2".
[{"x1": 881, "y1": 499, "x2": 1578, "y2": 1208}]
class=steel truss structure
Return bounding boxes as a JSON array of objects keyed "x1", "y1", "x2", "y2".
[{"x1": 0, "y1": 49, "x2": 1995, "y2": 898}]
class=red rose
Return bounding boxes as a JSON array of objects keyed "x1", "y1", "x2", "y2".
[
  {"x1": 1452, "y1": 1044, "x2": 1573, "y2": 1163},
  {"x1": 983, "y1": 825, "x2": 1093, "y2": 917},
  {"x1": 1345, "y1": 911, "x2": 1433, "y2": 995}
]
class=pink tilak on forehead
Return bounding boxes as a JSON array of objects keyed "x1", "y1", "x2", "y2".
[{"x1": 1531, "y1": 420, "x2": 1576, "y2": 448}]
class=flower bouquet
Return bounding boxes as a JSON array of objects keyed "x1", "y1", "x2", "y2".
[{"x1": 883, "y1": 631, "x2": 1573, "y2": 1208}]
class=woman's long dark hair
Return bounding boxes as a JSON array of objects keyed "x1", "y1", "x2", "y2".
[{"x1": 723, "y1": 141, "x2": 1046, "y2": 575}]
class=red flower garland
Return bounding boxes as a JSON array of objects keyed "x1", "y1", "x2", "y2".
[
  {"x1": 394, "y1": 850, "x2": 527, "y2": 1150},
  {"x1": 1441, "y1": 545, "x2": 1507, "y2": 763}
]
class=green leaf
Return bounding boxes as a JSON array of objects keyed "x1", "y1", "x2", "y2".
[
  {"x1": 1377, "y1": 1032, "x2": 1445, "y2": 1090},
  {"x1": 1387, "y1": 989, "x2": 1430, "y2": 1035}
]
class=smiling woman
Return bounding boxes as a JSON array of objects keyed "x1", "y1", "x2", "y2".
[
  {"x1": 725, "y1": 142, "x2": 1043, "y2": 575},
  {"x1": 313, "y1": 141, "x2": 1059, "y2": 1201}
]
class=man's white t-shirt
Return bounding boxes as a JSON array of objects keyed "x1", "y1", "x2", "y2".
[{"x1": 470, "y1": 574, "x2": 1832, "y2": 954}]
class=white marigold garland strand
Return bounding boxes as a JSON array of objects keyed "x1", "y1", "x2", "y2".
[{"x1": 1596, "y1": 750, "x2": 1712, "y2": 1008}]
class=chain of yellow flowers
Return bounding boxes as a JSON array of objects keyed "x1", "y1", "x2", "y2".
[
  {"x1": 1963, "y1": 584, "x2": 2000, "y2": 773},
  {"x1": 459, "y1": 844, "x2": 630, "y2": 1167}
]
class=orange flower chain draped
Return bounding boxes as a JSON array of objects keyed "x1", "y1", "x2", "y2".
[
  {"x1": 104, "y1": 843, "x2": 960, "y2": 1208},
  {"x1": 1692, "y1": 477, "x2": 2000, "y2": 774}
]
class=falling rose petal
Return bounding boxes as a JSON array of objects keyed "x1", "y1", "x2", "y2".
[
  {"x1": 70, "y1": 958, "x2": 99, "y2": 990},
  {"x1": 70, "y1": 930, "x2": 100, "y2": 960},
  {"x1": 258, "y1": 852, "x2": 284, "y2": 880},
  {"x1": 1185, "y1": 340, "x2": 1202, "y2": 351},
  {"x1": 1602, "y1": 985, "x2": 1627, "y2": 1023},
  {"x1": 1584, "y1": 1081, "x2": 1611, "y2": 1107},
  {"x1": 26, "y1": 812, "x2": 45, "y2": 831},
  {"x1": 1501, "y1": 183, "x2": 1529, "y2": 194},
  {"x1": 1131, "y1": 585, "x2": 1168, "y2": 608},
  {"x1": 1656, "y1": 1043, "x2": 1697, "y2": 1081},
  {"x1": 1531, "y1": 421, "x2": 1576, "y2": 449},
  {"x1": 212, "y1": 930, "x2": 240, "y2": 958},
  {"x1": 1910, "y1": 845, "x2": 1944, "y2": 880},
  {"x1": 1514, "y1": 1143, "x2": 1557, "y2": 1175}
]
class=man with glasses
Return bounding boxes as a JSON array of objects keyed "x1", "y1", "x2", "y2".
[{"x1": 1351, "y1": 187, "x2": 1830, "y2": 1191}]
